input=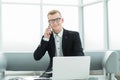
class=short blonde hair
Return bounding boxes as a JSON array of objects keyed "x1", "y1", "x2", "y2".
[{"x1": 47, "y1": 10, "x2": 62, "y2": 17}]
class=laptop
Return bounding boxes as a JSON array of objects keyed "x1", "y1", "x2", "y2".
[{"x1": 52, "y1": 56, "x2": 91, "y2": 80}]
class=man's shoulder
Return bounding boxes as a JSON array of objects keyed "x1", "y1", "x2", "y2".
[{"x1": 64, "y1": 29, "x2": 79, "y2": 34}]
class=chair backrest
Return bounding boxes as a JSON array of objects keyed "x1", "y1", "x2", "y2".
[
  {"x1": 0, "y1": 52, "x2": 7, "y2": 71},
  {"x1": 85, "y1": 51, "x2": 105, "y2": 70},
  {"x1": 103, "y1": 51, "x2": 120, "y2": 73},
  {"x1": 4, "y1": 52, "x2": 50, "y2": 71}
]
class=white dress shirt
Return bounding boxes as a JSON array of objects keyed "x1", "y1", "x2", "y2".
[{"x1": 53, "y1": 29, "x2": 63, "y2": 56}]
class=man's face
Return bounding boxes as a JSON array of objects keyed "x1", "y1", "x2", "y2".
[{"x1": 48, "y1": 13, "x2": 64, "y2": 33}]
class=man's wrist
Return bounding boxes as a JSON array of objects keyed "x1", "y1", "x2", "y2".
[{"x1": 43, "y1": 37, "x2": 49, "y2": 41}]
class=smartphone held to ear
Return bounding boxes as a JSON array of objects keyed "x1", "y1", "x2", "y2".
[{"x1": 48, "y1": 25, "x2": 52, "y2": 35}]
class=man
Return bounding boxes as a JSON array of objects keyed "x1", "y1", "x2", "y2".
[{"x1": 34, "y1": 9, "x2": 84, "y2": 78}]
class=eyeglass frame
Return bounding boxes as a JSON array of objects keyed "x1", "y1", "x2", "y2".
[{"x1": 48, "y1": 17, "x2": 62, "y2": 24}]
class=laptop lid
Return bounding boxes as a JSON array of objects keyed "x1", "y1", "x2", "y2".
[{"x1": 52, "y1": 56, "x2": 91, "y2": 80}]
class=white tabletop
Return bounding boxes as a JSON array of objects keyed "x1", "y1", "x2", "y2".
[{"x1": 4, "y1": 75, "x2": 106, "y2": 80}]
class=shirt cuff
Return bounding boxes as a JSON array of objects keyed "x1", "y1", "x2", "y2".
[{"x1": 43, "y1": 37, "x2": 49, "y2": 41}]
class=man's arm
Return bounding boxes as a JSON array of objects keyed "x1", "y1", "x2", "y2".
[
  {"x1": 73, "y1": 32, "x2": 84, "y2": 56},
  {"x1": 34, "y1": 26, "x2": 52, "y2": 60},
  {"x1": 34, "y1": 37, "x2": 49, "y2": 60}
]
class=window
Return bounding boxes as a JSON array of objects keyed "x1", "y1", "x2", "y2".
[
  {"x1": 2, "y1": 0, "x2": 40, "y2": 3},
  {"x1": 84, "y1": 3, "x2": 104, "y2": 51},
  {"x1": 1, "y1": 0, "x2": 116, "y2": 52},
  {"x1": 1, "y1": 0, "x2": 79, "y2": 52},
  {"x1": 42, "y1": 6, "x2": 79, "y2": 32},
  {"x1": 43, "y1": 0, "x2": 78, "y2": 5},
  {"x1": 83, "y1": 0, "x2": 101, "y2": 4},
  {"x1": 2, "y1": 4, "x2": 40, "y2": 51},
  {"x1": 109, "y1": 0, "x2": 120, "y2": 50}
]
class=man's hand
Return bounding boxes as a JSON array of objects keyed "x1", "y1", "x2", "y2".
[{"x1": 44, "y1": 26, "x2": 52, "y2": 39}]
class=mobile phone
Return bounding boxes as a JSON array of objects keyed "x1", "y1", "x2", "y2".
[
  {"x1": 49, "y1": 24, "x2": 53, "y2": 31},
  {"x1": 48, "y1": 25, "x2": 52, "y2": 35}
]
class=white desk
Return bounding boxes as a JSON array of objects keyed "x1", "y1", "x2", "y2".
[{"x1": 4, "y1": 75, "x2": 106, "y2": 80}]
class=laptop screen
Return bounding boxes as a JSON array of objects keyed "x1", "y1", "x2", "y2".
[{"x1": 52, "y1": 56, "x2": 91, "y2": 80}]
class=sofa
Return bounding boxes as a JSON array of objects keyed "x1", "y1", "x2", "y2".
[{"x1": 0, "y1": 51, "x2": 120, "y2": 80}]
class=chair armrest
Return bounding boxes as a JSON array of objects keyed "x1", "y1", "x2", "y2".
[
  {"x1": 102, "y1": 51, "x2": 120, "y2": 73},
  {"x1": 0, "y1": 52, "x2": 7, "y2": 72}
]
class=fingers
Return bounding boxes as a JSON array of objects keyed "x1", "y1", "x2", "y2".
[
  {"x1": 47, "y1": 26, "x2": 52, "y2": 34},
  {"x1": 44, "y1": 26, "x2": 52, "y2": 38}
]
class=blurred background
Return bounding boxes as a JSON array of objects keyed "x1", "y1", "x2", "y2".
[
  {"x1": 0, "y1": 0, "x2": 120, "y2": 79},
  {"x1": 0, "y1": 0, "x2": 120, "y2": 52}
]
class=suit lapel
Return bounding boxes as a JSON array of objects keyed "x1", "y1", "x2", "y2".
[
  {"x1": 62, "y1": 29, "x2": 68, "y2": 53},
  {"x1": 50, "y1": 33, "x2": 56, "y2": 56}
]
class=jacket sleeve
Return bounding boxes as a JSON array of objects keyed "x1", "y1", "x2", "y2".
[
  {"x1": 73, "y1": 32, "x2": 84, "y2": 56},
  {"x1": 33, "y1": 37, "x2": 49, "y2": 60}
]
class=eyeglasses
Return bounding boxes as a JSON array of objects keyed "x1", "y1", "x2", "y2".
[{"x1": 48, "y1": 17, "x2": 61, "y2": 24}]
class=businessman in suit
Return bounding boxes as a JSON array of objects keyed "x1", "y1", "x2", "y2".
[{"x1": 34, "y1": 9, "x2": 84, "y2": 78}]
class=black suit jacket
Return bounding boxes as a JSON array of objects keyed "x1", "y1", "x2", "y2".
[{"x1": 34, "y1": 29, "x2": 84, "y2": 71}]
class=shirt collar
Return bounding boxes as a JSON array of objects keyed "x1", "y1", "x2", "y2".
[{"x1": 53, "y1": 28, "x2": 63, "y2": 38}]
